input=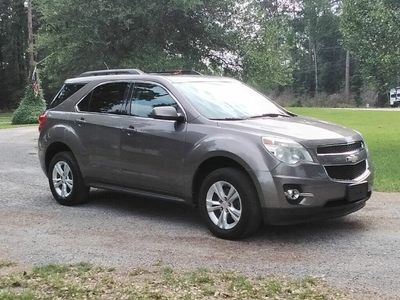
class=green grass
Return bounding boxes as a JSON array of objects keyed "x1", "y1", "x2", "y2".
[
  {"x1": 288, "y1": 107, "x2": 400, "y2": 192},
  {"x1": 0, "y1": 262, "x2": 353, "y2": 300},
  {"x1": 0, "y1": 113, "x2": 37, "y2": 129}
]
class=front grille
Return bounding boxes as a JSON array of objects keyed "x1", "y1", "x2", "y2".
[
  {"x1": 317, "y1": 141, "x2": 363, "y2": 154},
  {"x1": 324, "y1": 160, "x2": 366, "y2": 180}
]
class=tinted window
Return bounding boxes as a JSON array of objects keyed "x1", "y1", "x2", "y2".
[
  {"x1": 49, "y1": 83, "x2": 85, "y2": 109},
  {"x1": 78, "y1": 82, "x2": 130, "y2": 114},
  {"x1": 128, "y1": 83, "x2": 177, "y2": 117}
]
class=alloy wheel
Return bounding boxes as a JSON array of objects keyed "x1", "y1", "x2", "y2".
[
  {"x1": 52, "y1": 161, "x2": 73, "y2": 198},
  {"x1": 206, "y1": 181, "x2": 242, "y2": 230}
]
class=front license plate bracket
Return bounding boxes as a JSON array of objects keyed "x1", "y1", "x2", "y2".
[{"x1": 347, "y1": 182, "x2": 368, "y2": 202}]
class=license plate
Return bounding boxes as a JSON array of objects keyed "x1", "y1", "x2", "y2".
[{"x1": 347, "y1": 182, "x2": 368, "y2": 202}]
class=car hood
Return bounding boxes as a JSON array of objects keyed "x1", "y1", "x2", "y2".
[{"x1": 217, "y1": 116, "x2": 362, "y2": 148}]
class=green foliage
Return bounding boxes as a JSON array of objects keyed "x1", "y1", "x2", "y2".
[
  {"x1": 239, "y1": 11, "x2": 294, "y2": 93},
  {"x1": 35, "y1": 0, "x2": 239, "y2": 95},
  {"x1": 11, "y1": 72, "x2": 46, "y2": 125},
  {"x1": 290, "y1": 0, "x2": 346, "y2": 96},
  {"x1": 0, "y1": 0, "x2": 29, "y2": 110},
  {"x1": 4, "y1": 0, "x2": 396, "y2": 107},
  {"x1": 340, "y1": 0, "x2": 400, "y2": 93},
  {"x1": 33, "y1": 0, "x2": 299, "y2": 98}
]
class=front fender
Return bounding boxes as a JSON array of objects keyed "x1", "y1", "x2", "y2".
[{"x1": 183, "y1": 129, "x2": 279, "y2": 204}]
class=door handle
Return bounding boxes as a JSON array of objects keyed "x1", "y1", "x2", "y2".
[
  {"x1": 75, "y1": 118, "x2": 87, "y2": 125},
  {"x1": 122, "y1": 125, "x2": 137, "y2": 135}
]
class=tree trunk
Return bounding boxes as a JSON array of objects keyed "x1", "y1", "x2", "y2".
[
  {"x1": 314, "y1": 44, "x2": 318, "y2": 96},
  {"x1": 345, "y1": 50, "x2": 350, "y2": 99}
]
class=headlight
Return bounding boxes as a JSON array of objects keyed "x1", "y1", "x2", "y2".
[{"x1": 262, "y1": 137, "x2": 314, "y2": 165}]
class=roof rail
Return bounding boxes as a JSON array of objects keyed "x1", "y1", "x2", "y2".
[
  {"x1": 77, "y1": 69, "x2": 145, "y2": 77},
  {"x1": 149, "y1": 70, "x2": 202, "y2": 76}
]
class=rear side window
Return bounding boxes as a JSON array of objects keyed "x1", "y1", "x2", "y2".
[
  {"x1": 49, "y1": 83, "x2": 85, "y2": 109},
  {"x1": 78, "y1": 82, "x2": 130, "y2": 114}
]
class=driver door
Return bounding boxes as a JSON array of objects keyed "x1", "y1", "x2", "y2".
[{"x1": 119, "y1": 82, "x2": 187, "y2": 196}]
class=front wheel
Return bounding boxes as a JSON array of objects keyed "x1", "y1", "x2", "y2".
[
  {"x1": 198, "y1": 168, "x2": 262, "y2": 239},
  {"x1": 48, "y1": 151, "x2": 89, "y2": 206}
]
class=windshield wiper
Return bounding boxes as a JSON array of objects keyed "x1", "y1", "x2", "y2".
[
  {"x1": 211, "y1": 117, "x2": 246, "y2": 121},
  {"x1": 248, "y1": 113, "x2": 290, "y2": 119}
]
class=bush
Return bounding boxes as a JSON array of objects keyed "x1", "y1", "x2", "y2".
[
  {"x1": 12, "y1": 76, "x2": 46, "y2": 125},
  {"x1": 359, "y1": 84, "x2": 378, "y2": 107},
  {"x1": 274, "y1": 92, "x2": 357, "y2": 108}
]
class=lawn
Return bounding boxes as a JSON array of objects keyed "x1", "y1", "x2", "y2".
[
  {"x1": 0, "y1": 112, "x2": 13, "y2": 128},
  {"x1": 288, "y1": 107, "x2": 400, "y2": 192},
  {"x1": 0, "y1": 112, "x2": 36, "y2": 129}
]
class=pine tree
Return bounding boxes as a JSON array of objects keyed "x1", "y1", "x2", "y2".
[{"x1": 12, "y1": 69, "x2": 46, "y2": 124}]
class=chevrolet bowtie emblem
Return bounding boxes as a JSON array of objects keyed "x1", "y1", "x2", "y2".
[{"x1": 346, "y1": 154, "x2": 358, "y2": 163}]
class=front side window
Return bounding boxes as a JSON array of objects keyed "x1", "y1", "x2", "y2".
[
  {"x1": 78, "y1": 82, "x2": 130, "y2": 114},
  {"x1": 128, "y1": 83, "x2": 177, "y2": 117}
]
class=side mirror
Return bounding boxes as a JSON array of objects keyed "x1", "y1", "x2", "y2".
[{"x1": 149, "y1": 106, "x2": 185, "y2": 122}]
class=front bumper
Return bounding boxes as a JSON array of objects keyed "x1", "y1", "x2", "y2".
[
  {"x1": 252, "y1": 161, "x2": 373, "y2": 225},
  {"x1": 262, "y1": 195, "x2": 369, "y2": 225}
]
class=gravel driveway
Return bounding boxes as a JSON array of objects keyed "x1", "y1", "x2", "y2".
[{"x1": 1, "y1": 127, "x2": 399, "y2": 299}]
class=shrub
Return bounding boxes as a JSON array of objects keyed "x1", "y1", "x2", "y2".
[
  {"x1": 274, "y1": 91, "x2": 357, "y2": 108},
  {"x1": 12, "y1": 73, "x2": 46, "y2": 125},
  {"x1": 359, "y1": 84, "x2": 378, "y2": 107},
  {"x1": 272, "y1": 91, "x2": 299, "y2": 107}
]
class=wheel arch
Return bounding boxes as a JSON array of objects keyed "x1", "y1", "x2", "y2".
[
  {"x1": 191, "y1": 155, "x2": 262, "y2": 207},
  {"x1": 45, "y1": 142, "x2": 73, "y2": 174}
]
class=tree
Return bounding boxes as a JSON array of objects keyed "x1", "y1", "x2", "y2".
[
  {"x1": 341, "y1": 0, "x2": 400, "y2": 100},
  {"x1": 238, "y1": 9, "x2": 294, "y2": 93},
  {"x1": 35, "y1": 0, "x2": 240, "y2": 99},
  {"x1": 0, "y1": 0, "x2": 29, "y2": 110},
  {"x1": 12, "y1": 68, "x2": 46, "y2": 124},
  {"x1": 290, "y1": 0, "x2": 345, "y2": 96}
]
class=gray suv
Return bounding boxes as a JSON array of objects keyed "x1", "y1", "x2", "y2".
[{"x1": 38, "y1": 69, "x2": 373, "y2": 239}]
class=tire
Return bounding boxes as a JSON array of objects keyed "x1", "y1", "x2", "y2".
[
  {"x1": 198, "y1": 168, "x2": 262, "y2": 240},
  {"x1": 48, "y1": 151, "x2": 89, "y2": 206}
]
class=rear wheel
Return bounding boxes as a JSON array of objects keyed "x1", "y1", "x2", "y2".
[
  {"x1": 198, "y1": 168, "x2": 262, "y2": 239},
  {"x1": 48, "y1": 151, "x2": 89, "y2": 206}
]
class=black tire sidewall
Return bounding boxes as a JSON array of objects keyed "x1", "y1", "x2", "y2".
[
  {"x1": 48, "y1": 151, "x2": 88, "y2": 206},
  {"x1": 198, "y1": 168, "x2": 261, "y2": 240}
]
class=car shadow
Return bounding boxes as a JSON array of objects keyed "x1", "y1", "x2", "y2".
[
  {"x1": 82, "y1": 189, "x2": 204, "y2": 227},
  {"x1": 248, "y1": 216, "x2": 368, "y2": 245},
  {"x1": 81, "y1": 189, "x2": 369, "y2": 244}
]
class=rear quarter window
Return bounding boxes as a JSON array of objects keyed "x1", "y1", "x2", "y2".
[{"x1": 49, "y1": 83, "x2": 86, "y2": 109}]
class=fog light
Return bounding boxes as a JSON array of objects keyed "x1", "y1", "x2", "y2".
[
  {"x1": 284, "y1": 187, "x2": 315, "y2": 204},
  {"x1": 285, "y1": 189, "x2": 301, "y2": 200}
]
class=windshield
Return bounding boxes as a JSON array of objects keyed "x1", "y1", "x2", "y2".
[{"x1": 174, "y1": 80, "x2": 287, "y2": 120}]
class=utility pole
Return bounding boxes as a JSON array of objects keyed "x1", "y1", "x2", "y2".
[{"x1": 24, "y1": 0, "x2": 34, "y2": 75}]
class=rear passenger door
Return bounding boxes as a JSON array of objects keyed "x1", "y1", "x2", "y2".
[
  {"x1": 70, "y1": 81, "x2": 130, "y2": 184},
  {"x1": 119, "y1": 82, "x2": 186, "y2": 196}
]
